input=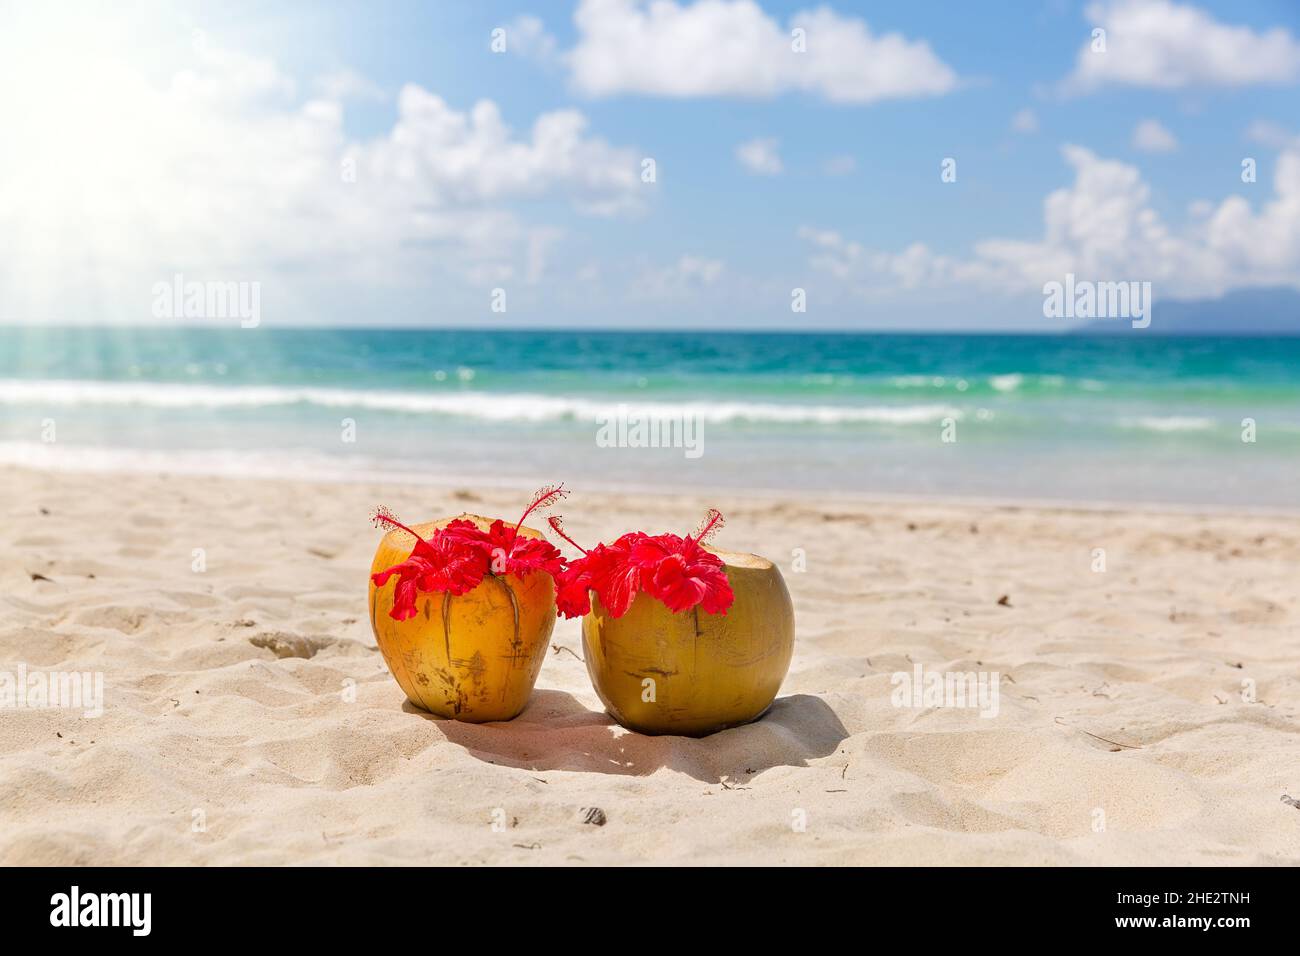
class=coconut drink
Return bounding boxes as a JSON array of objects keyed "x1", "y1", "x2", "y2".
[
  {"x1": 551, "y1": 511, "x2": 795, "y2": 737},
  {"x1": 367, "y1": 488, "x2": 566, "y2": 722}
]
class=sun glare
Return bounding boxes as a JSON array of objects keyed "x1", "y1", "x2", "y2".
[{"x1": 0, "y1": 3, "x2": 182, "y2": 319}]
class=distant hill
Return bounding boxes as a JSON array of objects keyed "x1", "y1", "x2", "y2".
[{"x1": 1073, "y1": 286, "x2": 1300, "y2": 335}]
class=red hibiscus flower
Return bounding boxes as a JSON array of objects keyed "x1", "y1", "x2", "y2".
[
  {"x1": 369, "y1": 515, "x2": 490, "y2": 620},
  {"x1": 646, "y1": 544, "x2": 733, "y2": 614},
  {"x1": 370, "y1": 486, "x2": 568, "y2": 621},
  {"x1": 479, "y1": 518, "x2": 565, "y2": 578},
  {"x1": 546, "y1": 510, "x2": 733, "y2": 619},
  {"x1": 554, "y1": 558, "x2": 596, "y2": 619},
  {"x1": 546, "y1": 516, "x2": 602, "y2": 618}
]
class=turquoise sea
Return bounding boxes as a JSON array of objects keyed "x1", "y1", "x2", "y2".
[{"x1": 1, "y1": 327, "x2": 1297, "y2": 508}]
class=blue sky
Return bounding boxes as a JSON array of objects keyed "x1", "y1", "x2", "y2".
[{"x1": 1, "y1": 0, "x2": 1298, "y2": 329}]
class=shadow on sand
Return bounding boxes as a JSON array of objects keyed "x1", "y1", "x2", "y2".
[{"x1": 405, "y1": 689, "x2": 848, "y2": 782}]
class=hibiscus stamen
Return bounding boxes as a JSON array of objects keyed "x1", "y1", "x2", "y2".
[
  {"x1": 510, "y1": 483, "x2": 568, "y2": 546},
  {"x1": 371, "y1": 506, "x2": 430, "y2": 545},
  {"x1": 689, "y1": 508, "x2": 725, "y2": 546},
  {"x1": 547, "y1": 515, "x2": 588, "y2": 555}
]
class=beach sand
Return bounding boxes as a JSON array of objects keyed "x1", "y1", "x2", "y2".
[{"x1": 1, "y1": 464, "x2": 1297, "y2": 865}]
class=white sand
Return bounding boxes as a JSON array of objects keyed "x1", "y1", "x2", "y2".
[{"x1": 1, "y1": 465, "x2": 1297, "y2": 865}]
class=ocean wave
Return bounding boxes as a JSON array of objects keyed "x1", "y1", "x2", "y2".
[
  {"x1": 1119, "y1": 415, "x2": 1216, "y2": 432},
  {"x1": 888, "y1": 375, "x2": 942, "y2": 388},
  {"x1": 0, "y1": 441, "x2": 357, "y2": 480},
  {"x1": 0, "y1": 379, "x2": 963, "y2": 426},
  {"x1": 889, "y1": 372, "x2": 1063, "y2": 393}
]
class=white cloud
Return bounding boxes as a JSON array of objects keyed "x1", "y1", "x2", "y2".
[
  {"x1": 502, "y1": 15, "x2": 560, "y2": 65},
  {"x1": 567, "y1": 0, "x2": 958, "y2": 103},
  {"x1": 1132, "y1": 118, "x2": 1178, "y2": 152},
  {"x1": 796, "y1": 226, "x2": 864, "y2": 279},
  {"x1": 1246, "y1": 120, "x2": 1299, "y2": 150},
  {"x1": 797, "y1": 227, "x2": 953, "y2": 289},
  {"x1": 631, "y1": 255, "x2": 725, "y2": 298},
  {"x1": 736, "y1": 137, "x2": 783, "y2": 175},
  {"x1": 1011, "y1": 108, "x2": 1039, "y2": 133},
  {"x1": 1066, "y1": 0, "x2": 1300, "y2": 92},
  {"x1": 370, "y1": 87, "x2": 640, "y2": 212},
  {"x1": 0, "y1": 31, "x2": 644, "y2": 323},
  {"x1": 800, "y1": 142, "x2": 1300, "y2": 299},
  {"x1": 315, "y1": 68, "x2": 385, "y2": 101},
  {"x1": 676, "y1": 255, "x2": 724, "y2": 283}
]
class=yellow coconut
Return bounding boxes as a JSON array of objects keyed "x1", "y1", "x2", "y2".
[
  {"x1": 368, "y1": 513, "x2": 556, "y2": 722},
  {"x1": 581, "y1": 547, "x2": 794, "y2": 736}
]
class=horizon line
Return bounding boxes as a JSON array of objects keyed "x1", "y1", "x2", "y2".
[{"x1": 1, "y1": 323, "x2": 1297, "y2": 338}]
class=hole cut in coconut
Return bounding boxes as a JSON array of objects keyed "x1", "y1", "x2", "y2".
[{"x1": 705, "y1": 546, "x2": 772, "y2": 570}]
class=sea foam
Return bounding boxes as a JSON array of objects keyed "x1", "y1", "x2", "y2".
[{"x1": 0, "y1": 379, "x2": 961, "y2": 426}]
